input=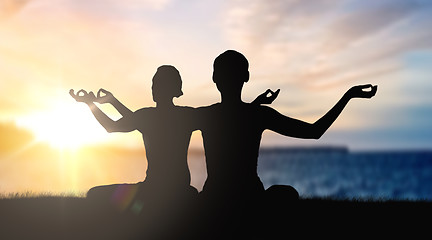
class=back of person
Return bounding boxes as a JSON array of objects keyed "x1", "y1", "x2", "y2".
[
  {"x1": 198, "y1": 102, "x2": 266, "y2": 201},
  {"x1": 135, "y1": 105, "x2": 196, "y2": 194}
]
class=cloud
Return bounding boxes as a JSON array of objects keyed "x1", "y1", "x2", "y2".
[
  {"x1": 0, "y1": 0, "x2": 31, "y2": 20},
  {"x1": 224, "y1": 0, "x2": 343, "y2": 54},
  {"x1": 0, "y1": 0, "x2": 163, "y2": 114},
  {"x1": 324, "y1": 0, "x2": 419, "y2": 52},
  {"x1": 106, "y1": 0, "x2": 171, "y2": 10},
  {"x1": 0, "y1": 121, "x2": 34, "y2": 154},
  {"x1": 222, "y1": 0, "x2": 432, "y2": 90},
  {"x1": 1, "y1": 0, "x2": 431, "y2": 151},
  {"x1": 0, "y1": 0, "x2": 225, "y2": 119},
  {"x1": 56, "y1": 0, "x2": 174, "y2": 22},
  {"x1": 219, "y1": 0, "x2": 432, "y2": 149}
]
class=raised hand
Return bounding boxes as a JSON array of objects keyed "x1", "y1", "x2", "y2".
[
  {"x1": 252, "y1": 89, "x2": 280, "y2": 105},
  {"x1": 346, "y1": 84, "x2": 378, "y2": 99},
  {"x1": 70, "y1": 89, "x2": 97, "y2": 103},
  {"x1": 95, "y1": 88, "x2": 114, "y2": 104}
]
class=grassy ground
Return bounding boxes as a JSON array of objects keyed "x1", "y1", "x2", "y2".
[
  {"x1": 0, "y1": 195, "x2": 430, "y2": 239},
  {"x1": 0, "y1": 194, "x2": 198, "y2": 240}
]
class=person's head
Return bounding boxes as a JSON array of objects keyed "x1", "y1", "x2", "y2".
[
  {"x1": 212, "y1": 50, "x2": 249, "y2": 97},
  {"x1": 152, "y1": 65, "x2": 183, "y2": 103}
]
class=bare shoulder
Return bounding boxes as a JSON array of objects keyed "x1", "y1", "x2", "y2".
[
  {"x1": 195, "y1": 103, "x2": 220, "y2": 112},
  {"x1": 134, "y1": 107, "x2": 154, "y2": 115},
  {"x1": 173, "y1": 106, "x2": 197, "y2": 117},
  {"x1": 175, "y1": 106, "x2": 195, "y2": 111},
  {"x1": 252, "y1": 104, "x2": 278, "y2": 114}
]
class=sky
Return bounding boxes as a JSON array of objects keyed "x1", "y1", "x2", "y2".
[{"x1": 0, "y1": 0, "x2": 432, "y2": 194}]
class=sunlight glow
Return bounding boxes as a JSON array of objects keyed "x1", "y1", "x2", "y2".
[{"x1": 16, "y1": 98, "x2": 109, "y2": 150}]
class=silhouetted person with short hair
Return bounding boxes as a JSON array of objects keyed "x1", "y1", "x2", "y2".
[{"x1": 197, "y1": 50, "x2": 377, "y2": 211}]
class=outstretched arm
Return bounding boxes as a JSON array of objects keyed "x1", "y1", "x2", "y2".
[
  {"x1": 266, "y1": 84, "x2": 377, "y2": 139},
  {"x1": 311, "y1": 84, "x2": 377, "y2": 138},
  {"x1": 70, "y1": 89, "x2": 135, "y2": 133},
  {"x1": 95, "y1": 88, "x2": 133, "y2": 118}
]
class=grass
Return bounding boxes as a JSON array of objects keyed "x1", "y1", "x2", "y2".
[
  {"x1": 0, "y1": 191, "x2": 86, "y2": 199},
  {"x1": 0, "y1": 194, "x2": 430, "y2": 239},
  {"x1": 0, "y1": 192, "x2": 198, "y2": 240}
]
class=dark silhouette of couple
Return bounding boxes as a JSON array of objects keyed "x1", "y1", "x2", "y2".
[{"x1": 70, "y1": 50, "x2": 377, "y2": 233}]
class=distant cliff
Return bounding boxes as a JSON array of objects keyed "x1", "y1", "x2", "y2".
[
  {"x1": 187, "y1": 146, "x2": 349, "y2": 156},
  {"x1": 259, "y1": 146, "x2": 349, "y2": 155}
]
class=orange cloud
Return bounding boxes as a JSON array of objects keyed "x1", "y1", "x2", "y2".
[
  {"x1": 0, "y1": 0, "x2": 31, "y2": 20},
  {"x1": 0, "y1": 121, "x2": 34, "y2": 154}
]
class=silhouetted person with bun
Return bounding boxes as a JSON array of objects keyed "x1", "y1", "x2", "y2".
[
  {"x1": 197, "y1": 50, "x2": 377, "y2": 215},
  {"x1": 70, "y1": 66, "x2": 200, "y2": 223}
]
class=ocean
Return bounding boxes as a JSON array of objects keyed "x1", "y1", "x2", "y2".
[{"x1": 257, "y1": 148, "x2": 432, "y2": 200}]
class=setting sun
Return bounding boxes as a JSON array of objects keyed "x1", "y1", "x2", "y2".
[
  {"x1": 17, "y1": 96, "x2": 109, "y2": 150},
  {"x1": 0, "y1": 0, "x2": 431, "y2": 199}
]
